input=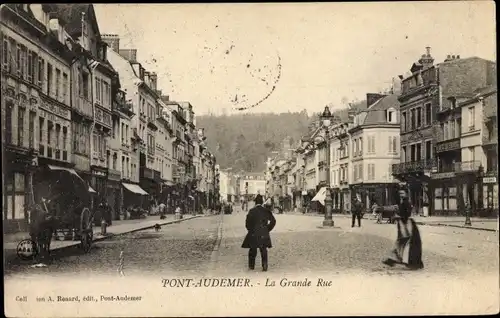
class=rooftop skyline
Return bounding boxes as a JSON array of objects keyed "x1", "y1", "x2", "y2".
[{"x1": 94, "y1": 2, "x2": 496, "y2": 116}]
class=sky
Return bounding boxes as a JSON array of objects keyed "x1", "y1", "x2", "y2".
[{"x1": 94, "y1": 2, "x2": 496, "y2": 116}]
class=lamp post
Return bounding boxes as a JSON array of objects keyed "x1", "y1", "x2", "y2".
[{"x1": 319, "y1": 106, "x2": 334, "y2": 227}]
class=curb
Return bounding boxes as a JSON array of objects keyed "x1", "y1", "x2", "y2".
[
  {"x1": 208, "y1": 214, "x2": 225, "y2": 273},
  {"x1": 414, "y1": 222, "x2": 498, "y2": 232},
  {"x1": 7, "y1": 215, "x2": 209, "y2": 258},
  {"x1": 91, "y1": 215, "x2": 207, "y2": 243}
]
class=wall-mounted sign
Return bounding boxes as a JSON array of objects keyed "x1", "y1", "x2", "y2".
[
  {"x1": 435, "y1": 139, "x2": 460, "y2": 153},
  {"x1": 39, "y1": 100, "x2": 70, "y2": 120},
  {"x1": 431, "y1": 172, "x2": 456, "y2": 179},
  {"x1": 483, "y1": 177, "x2": 497, "y2": 184},
  {"x1": 94, "y1": 107, "x2": 112, "y2": 128},
  {"x1": 38, "y1": 109, "x2": 69, "y2": 125}
]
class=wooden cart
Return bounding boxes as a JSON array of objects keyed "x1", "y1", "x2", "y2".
[{"x1": 29, "y1": 166, "x2": 95, "y2": 259}]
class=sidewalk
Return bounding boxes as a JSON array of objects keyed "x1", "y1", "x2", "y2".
[
  {"x1": 3, "y1": 213, "x2": 209, "y2": 254},
  {"x1": 284, "y1": 211, "x2": 499, "y2": 232}
]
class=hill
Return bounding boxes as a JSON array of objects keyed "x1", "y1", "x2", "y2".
[
  {"x1": 195, "y1": 100, "x2": 368, "y2": 172},
  {"x1": 195, "y1": 111, "x2": 312, "y2": 172}
]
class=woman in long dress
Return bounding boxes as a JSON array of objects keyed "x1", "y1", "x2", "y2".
[{"x1": 383, "y1": 192, "x2": 424, "y2": 270}]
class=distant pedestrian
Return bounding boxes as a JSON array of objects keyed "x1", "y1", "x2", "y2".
[
  {"x1": 382, "y1": 191, "x2": 424, "y2": 270},
  {"x1": 351, "y1": 196, "x2": 363, "y2": 227},
  {"x1": 241, "y1": 195, "x2": 276, "y2": 272}
]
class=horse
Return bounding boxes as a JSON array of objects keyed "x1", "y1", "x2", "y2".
[{"x1": 28, "y1": 200, "x2": 57, "y2": 261}]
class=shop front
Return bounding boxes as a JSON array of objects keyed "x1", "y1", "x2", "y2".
[
  {"x1": 122, "y1": 182, "x2": 148, "y2": 218},
  {"x1": 430, "y1": 172, "x2": 458, "y2": 215},
  {"x1": 107, "y1": 168, "x2": 122, "y2": 221},
  {"x1": 350, "y1": 183, "x2": 400, "y2": 210},
  {"x1": 482, "y1": 173, "x2": 498, "y2": 216},
  {"x1": 3, "y1": 147, "x2": 37, "y2": 234}
]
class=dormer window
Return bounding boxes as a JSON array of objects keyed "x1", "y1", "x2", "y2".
[{"x1": 386, "y1": 107, "x2": 397, "y2": 123}]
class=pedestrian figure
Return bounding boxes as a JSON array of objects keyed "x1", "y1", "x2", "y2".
[
  {"x1": 382, "y1": 191, "x2": 424, "y2": 270},
  {"x1": 241, "y1": 195, "x2": 276, "y2": 272},
  {"x1": 351, "y1": 196, "x2": 363, "y2": 227}
]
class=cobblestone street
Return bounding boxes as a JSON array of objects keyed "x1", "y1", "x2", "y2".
[
  {"x1": 4, "y1": 216, "x2": 221, "y2": 277},
  {"x1": 4, "y1": 210, "x2": 498, "y2": 315}
]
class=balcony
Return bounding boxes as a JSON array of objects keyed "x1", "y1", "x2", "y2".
[
  {"x1": 147, "y1": 117, "x2": 158, "y2": 130},
  {"x1": 112, "y1": 102, "x2": 135, "y2": 117},
  {"x1": 142, "y1": 167, "x2": 162, "y2": 182},
  {"x1": 74, "y1": 97, "x2": 93, "y2": 118},
  {"x1": 392, "y1": 159, "x2": 436, "y2": 175},
  {"x1": 108, "y1": 168, "x2": 121, "y2": 181},
  {"x1": 435, "y1": 138, "x2": 460, "y2": 153},
  {"x1": 454, "y1": 160, "x2": 483, "y2": 174}
]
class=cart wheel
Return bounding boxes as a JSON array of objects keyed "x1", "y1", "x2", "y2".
[{"x1": 80, "y1": 208, "x2": 93, "y2": 253}]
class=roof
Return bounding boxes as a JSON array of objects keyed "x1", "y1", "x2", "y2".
[
  {"x1": 359, "y1": 94, "x2": 399, "y2": 126},
  {"x1": 47, "y1": 4, "x2": 100, "y2": 38}
]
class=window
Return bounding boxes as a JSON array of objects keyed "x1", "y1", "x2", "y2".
[
  {"x1": 18, "y1": 107, "x2": 25, "y2": 147},
  {"x1": 55, "y1": 124, "x2": 61, "y2": 150},
  {"x1": 468, "y1": 106, "x2": 475, "y2": 131},
  {"x1": 93, "y1": 133, "x2": 98, "y2": 155},
  {"x1": 425, "y1": 103, "x2": 432, "y2": 125},
  {"x1": 401, "y1": 112, "x2": 407, "y2": 132},
  {"x1": 82, "y1": 72, "x2": 89, "y2": 98},
  {"x1": 39, "y1": 117, "x2": 44, "y2": 147},
  {"x1": 27, "y1": 51, "x2": 33, "y2": 82},
  {"x1": 416, "y1": 143, "x2": 422, "y2": 161},
  {"x1": 47, "y1": 121, "x2": 53, "y2": 147},
  {"x1": 468, "y1": 147, "x2": 475, "y2": 162},
  {"x1": 31, "y1": 52, "x2": 37, "y2": 84},
  {"x1": 62, "y1": 73, "x2": 68, "y2": 102},
  {"x1": 16, "y1": 44, "x2": 21, "y2": 74},
  {"x1": 401, "y1": 146, "x2": 406, "y2": 162},
  {"x1": 368, "y1": 164, "x2": 375, "y2": 180},
  {"x1": 62, "y1": 126, "x2": 67, "y2": 150},
  {"x1": 104, "y1": 82, "x2": 110, "y2": 106},
  {"x1": 96, "y1": 78, "x2": 101, "y2": 103},
  {"x1": 410, "y1": 108, "x2": 416, "y2": 130},
  {"x1": 19, "y1": 45, "x2": 26, "y2": 78},
  {"x1": 37, "y1": 57, "x2": 43, "y2": 86},
  {"x1": 388, "y1": 136, "x2": 398, "y2": 154},
  {"x1": 2, "y1": 38, "x2": 8, "y2": 68},
  {"x1": 417, "y1": 107, "x2": 422, "y2": 127},
  {"x1": 425, "y1": 140, "x2": 432, "y2": 160},
  {"x1": 29, "y1": 111, "x2": 35, "y2": 148},
  {"x1": 3, "y1": 172, "x2": 26, "y2": 220},
  {"x1": 5, "y1": 101, "x2": 13, "y2": 144},
  {"x1": 47, "y1": 63, "x2": 53, "y2": 96},
  {"x1": 410, "y1": 144, "x2": 416, "y2": 162},
  {"x1": 55, "y1": 68, "x2": 61, "y2": 99}
]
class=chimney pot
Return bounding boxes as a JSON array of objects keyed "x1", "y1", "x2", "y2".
[
  {"x1": 457, "y1": 55, "x2": 460, "y2": 59},
  {"x1": 425, "y1": 46, "x2": 431, "y2": 56},
  {"x1": 452, "y1": 55, "x2": 456, "y2": 59}
]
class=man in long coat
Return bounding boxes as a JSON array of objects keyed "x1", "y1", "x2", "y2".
[{"x1": 241, "y1": 195, "x2": 276, "y2": 271}]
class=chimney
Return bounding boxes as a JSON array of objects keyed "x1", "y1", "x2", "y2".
[
  {"x1": 150, "y1": 72, "x2": 158, "y2": 91},
  {"x1": 101, "y1": 34, "x2": 120, "y2": 52},
  {"x1": 456, "y1": 55, "x2": 460, "y2": 59},
  {"x1": 118, "y1": 49, "x2": 137, "y2": 62},
  {"x1": 392, "y1": 77, "x2": 402, "y2": 95},
  {"x1": 418, "y1": 46, "x2": 434, "y2": 68},
  {"x1": 366, "y1": 93, "x2": 386, "y2": 107}
]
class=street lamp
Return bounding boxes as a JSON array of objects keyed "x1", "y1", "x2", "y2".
[{"x1": 320, "y1": 106, "x2": 334, "y2": 227}]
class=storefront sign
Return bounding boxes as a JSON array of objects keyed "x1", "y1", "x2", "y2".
[
  {"x1": 483, "y1": 177, "x2": 497, "y2": 184},
  {"x1": 38, "y1": 109, "x2": 69, "y2": 126},
  {"x1": 431, "y1": 172, "x2": 456, "y2": 179},
  {"x1": 92, "y1": 169, "x2": 107, "y2": 177},
  {"x1": 435, "y1": 139, "x2": 460, "y2": 153},
  {"x1": 39, "y1": 100, "x2": 71, "y2": 120},
  {"x1": 94, "y1": 107, "x2": 112, "y2": 128}
]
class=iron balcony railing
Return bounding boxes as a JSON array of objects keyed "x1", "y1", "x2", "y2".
[
  {"x1": 392, "y1": 158, "x2": 436, "y2": 175},
  {"x1": 454, "y1": 160, "x2": 482, "y2": 173}
]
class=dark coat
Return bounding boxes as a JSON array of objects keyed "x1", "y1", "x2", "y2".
[
  {"x1": 241, "y1": 204, "x2": 276, "y2": 249},
  {"x1": 352, "y1": 200, "x2": 363, "y2": 215},
  {"x1": 398, "y1": 198, "x2": 412, "y2": 223}
]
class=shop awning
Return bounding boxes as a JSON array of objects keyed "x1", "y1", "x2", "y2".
[
  {"x1": 122, "y1": 183, "x2": 149, "y2": 195},
  {"x1": 88, "y1": 186, "x2": 97, "y2": 193},
  {"x1": 311, "y1": 187, "x2": 327, "y2": 205},
  {"x1": 47, "y1": 165, "x2": 81, "y2": 178}
]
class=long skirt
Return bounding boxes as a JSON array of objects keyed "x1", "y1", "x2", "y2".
[{"x1": 387, "y1": 218, "x2": 424, "y2": 269}]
